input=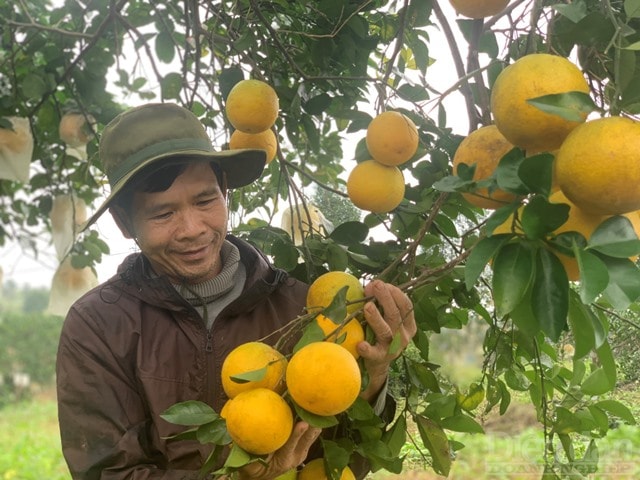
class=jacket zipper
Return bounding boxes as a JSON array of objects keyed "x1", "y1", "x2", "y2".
[{"x1": 205, "y1": 330, "x2": 214, "y2": 352}]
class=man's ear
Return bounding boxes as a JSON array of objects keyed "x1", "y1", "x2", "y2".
[{"x1": 109, "y1": 205, "x2": 135, "y2": 239}]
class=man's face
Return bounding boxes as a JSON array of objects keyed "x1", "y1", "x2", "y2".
[{"x1": 125, "y1": 161, "x2": 229, "y2": 284}]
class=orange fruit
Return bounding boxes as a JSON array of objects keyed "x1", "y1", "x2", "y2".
[
  {"x1": 224, "y1": 388, "x2": 293, "y2": 455},
  {"x1": 449, "y1": 0, "x2": 510, "y2": 18},
  {"x1": 225, "y1": 79, "x2": 279, "y2": 133},
  {"x1": 221, "y1": 341, "x2": 288, "y2": 398},
  {"x1": 452, "y1": 125, "x2": 518, "y2": 209},
  {"x1": 229, "y1": 128, "x2": 278, "y2": 164},
  {"x1": 555, "y1": 116, "x2": 640, "y2": 215},
  {"x1": 306, "y1": 271, "x2": 365, "y2": 316},
  {"x1": 346, "y1": 160, "x2": 405, "y2": 213},
  {"x1": 548, "y1": 191, "x2": 640, "y2": 280},
  {"x1": 366, "y1": 111, "x2": 419, "y2": 166},
  {"x1": 298, "y1": 458, "x2": 356, "y2": 480},
  {"x1": 490, "y1": 53, "x2": 590, "y2": 152},
  {"x1": 315, "y1": 314, "x2": 365, "y2": 359},
  {"x1": 286, "y1": 342, "x2": 361, "y2": 416}
]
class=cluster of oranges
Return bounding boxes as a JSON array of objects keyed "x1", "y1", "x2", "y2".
[
  {"x1": 225, "y1": 78, "x2": 279, "y2": 164},
  {"x1": 346, "y1": 111, "x2": 419, "y2": 214},
  {"x1": 452, "y1": 52, "x2": 640, "y2": 280},
  {"x1": 219, "y1": 271, "x2": 365, "y2": 478}
]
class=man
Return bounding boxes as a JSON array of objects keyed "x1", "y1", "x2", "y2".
[{"x1": 56, "y1": 103, "x2": 417, "y2": 479}]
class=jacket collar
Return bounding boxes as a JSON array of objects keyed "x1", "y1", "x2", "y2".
[{"x1": 110, "y1": 234, "x2": 287, "y2": 314}]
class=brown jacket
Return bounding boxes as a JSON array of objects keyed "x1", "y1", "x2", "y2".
[{"x1": 56, "y1": 235, "x2": 308, "y2": 479}]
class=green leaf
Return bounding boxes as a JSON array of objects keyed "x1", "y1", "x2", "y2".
[
  {"x1": 567, "y1": 291, "x2": 596, "y2": 360},
  {"x1": 552, "y1": 1, "x2": 588, "y2": 22},
  {"x1": 303, "y1": 93, "x2": 332, "y2": 115},
  {"x1": 465, "y1": 235, "x2": 507, "y2": 290},
  {"x1": 155, "y1": 30, "x2": 176, "y2": 63},
  {"x1": 329, "y1": 221, "x2": 369, "y2": 245},
  {"x1": 601, "y1": 257, "x2": 640, "y2": 311},
  {"x1": 456, "y1": 382, "x2": 485, "y2": 412},
  {"x1": 495, "y1": 148, "x2": 529, "y2": 195},
  {"x1": 625, "y1": 0, "x2": 640, "y2": 18},
  {"x1": 293, "y1": 403, "x2": 339, "y2": 428},
  {"x1": 272, "y1": 240, "x2": 299, "y2": 271},
  {"x1": 485, "y1": 204, "x2": 520, "y2": 236},
  {"x1": 432, "y1": 175, "x2": 473, "y2": 193},
  {"x1": 223, "y1": 443, "x2": 251, "y2": 468},
  {"x1": 397, "y1": 83, "x2": 430, "y2": 102},
  {"x1": 521, "y1": 195, "x2": 569, "y2": 239},
  {"x1": 553, "y1": 406, "x2": 581, "y2": 434},
  {"x1": 581, "y1": 367, "x2": 612, "y2": 395},
  {"x1": 20, "y1": 73, "x2": 48, "y2": 99},
  {"x1": 518, "y1": 153, "x2": 554, "y2": 195},
  {"x1": 588, "y1": 216, "x2": 640, "y2": 258},
  {"x1": 510, "y1": 286, "x2": 541, "y2": 337},
  {"x1": 230, "y1": 366, "x2": 267, "y2": 384},
  {"x1": 160, "y1": 72, "x2": 183, "y2": 100},
  {"x1": 382, "y1": 414, "x2": 407, "y2": 457},
  {"x1": 576, "y1": 249, "x2": 609, "y2": 304},
  {"x1": 594, "y1": 399, "x2": 636, "y2": 425},
  {"x1": 532, "y1": 249, "x2": 569, "y2": 342},
  {"x1": 526, "y1": 91, "x2": 596, "y2": 122},
  {"x1": 492, "y1": 243, "x2": 535, "y2": 318},
  {"x1": 196, "y1": 419, "x2": 231, "y2": 445},
  {"x1": 440, "y1": 414, "x2": 484, "y2": 434},
  {"x1": 326, "y1": 243, "x2": 349, "y2": 272},
  {"x1": 219, "y1": 67, "x2": 244, "y2": 100},
  {"x1": 596, "y1": 340, "x2": 617, "y2": 387},
  {"x1": 160, "y1": 400, "x2": 218, "y2": 426},
  {"x1": 415, "y1": 415, "x2": 452, "y2": 477}
]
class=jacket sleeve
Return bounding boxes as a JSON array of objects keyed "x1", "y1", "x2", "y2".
[{"x1": 56, "y1": 303, "x2": 206, "y2": 480}]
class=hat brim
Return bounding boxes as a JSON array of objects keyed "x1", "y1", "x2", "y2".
[{"x1": 81, "y1": 148, "x2": 267, "y2": 231}]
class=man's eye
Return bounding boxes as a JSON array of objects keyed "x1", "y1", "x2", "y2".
[
  {"x1": 151, "y1": 212, "x2": 172, "y2": 220},
  {"x1": 198, "y1": 198, "x2": 215, "y2": 207}
]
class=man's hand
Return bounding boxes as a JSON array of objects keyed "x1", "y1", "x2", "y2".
[
  {"x1": 236, "y1": 421, "x2": 321, "y2": 480},
  {"x1": 357, "y1": 280, "x2": 417, "y2": 402}
]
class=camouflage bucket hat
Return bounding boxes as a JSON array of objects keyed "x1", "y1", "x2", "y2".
[{"x1": 83, "y1": 103, "x2": 267, "y2": 229}]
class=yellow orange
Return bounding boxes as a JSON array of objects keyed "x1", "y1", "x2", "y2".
[
  {"x1": 224, "y1": 388, "x2": 293, "y2": 455},
  {"x1": 452, "y1": 125, "x2": 518, "y2": 209},
  {"x1": 346, "y1": 160, "x2": 405, "y2": 213},
  {"x1": 315, "y1": 314, "x2": 365, "y2": 359},
  {"x1": 221, "y1": 341, "x2": 287, "y2": 398},
  {"x1": 229, "y1": 128, "x2": 278, "y2": 164},
  {"x1": 491, "y1": 53, "x2": 590, "y2": 152},
  {"x1": 306, "y1": 271, "x2": 365, "y2": 316},
  {"x1": 555, "y1": 116, "x2": 640, "y2": 215},
  {"x1": 286, "y1": 342, "x2": 361, "y2": 416},
  {"x1": 225, "y1": 79, "x2": 279, "y2": 133},
  {"x1": 298, "y1": 458, "x2": 356, "y2": 480},
  {"x1": 449, "y1": 0, "x2": 510, "y2": 18},
  {"x1": 366, "y1": 111, "x2": 419, "y2": 166}
]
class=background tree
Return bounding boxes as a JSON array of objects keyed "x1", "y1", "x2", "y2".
[{"x1": 2, "y1": 0, "x2": 640, "y2": 478}]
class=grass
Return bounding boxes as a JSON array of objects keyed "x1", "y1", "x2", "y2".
[
  {"x1": 2, "y1": 389, "x2": 639, "y2": 480},
  {"x1": 0, "y1": 395, "x2": 69, "y2": 480}
]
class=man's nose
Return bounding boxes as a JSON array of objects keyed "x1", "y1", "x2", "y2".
[{"x1": 176, "y1": 209, "x2": 206, "y2": 238}]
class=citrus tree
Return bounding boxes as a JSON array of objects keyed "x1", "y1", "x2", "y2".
[{"x1": 3, "y1": 0, "x2": 640, "y2": 478}]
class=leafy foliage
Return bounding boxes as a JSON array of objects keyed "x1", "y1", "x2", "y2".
[{"x1": 3, "y1": 0, "x2": 640, "y2": 478}]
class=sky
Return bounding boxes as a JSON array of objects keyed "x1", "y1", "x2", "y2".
[{"x1": 0, "y1": 1, "x2": 470, "y2": 290}]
